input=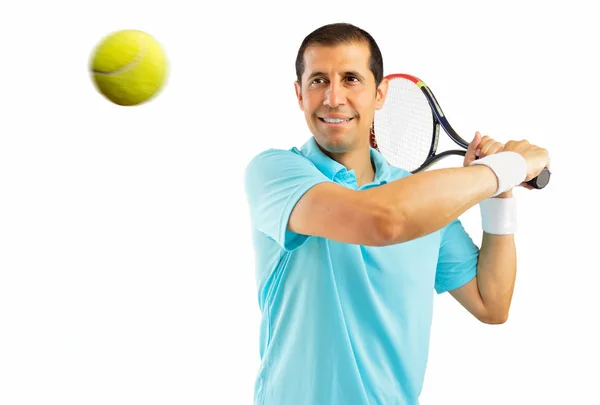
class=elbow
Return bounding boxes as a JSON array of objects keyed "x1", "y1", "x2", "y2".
[
  {"x1": 372, "y1": 217, "x2": 398, "y2": 246},
  {"x1": 479, "y1": 311, "x2": 509, "y2": 325},
  {"x1": 373, "y1": 210, "x2": 424, "y2": 246},
  {"x1": 365, "y1": 190, "x2": 424, "y2": 246},
  {"x1": 371, "y1": 202, "x2": 414, "y2": 246},
  {"x1": 375, "y1": 210, "x2": 426, "y2": 246}
]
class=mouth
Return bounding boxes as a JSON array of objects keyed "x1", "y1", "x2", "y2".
[{"x1": 318, "y1": 117, "x2": 354, "y2": 125}]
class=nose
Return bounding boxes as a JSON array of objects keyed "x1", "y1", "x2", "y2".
[{"x1": 323, "y1": 82, "x2": 346, "y2": 108}]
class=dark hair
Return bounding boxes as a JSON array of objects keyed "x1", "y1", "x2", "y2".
[{"x1": 295, "y1": 23, "x2": 384, "y2": 87}]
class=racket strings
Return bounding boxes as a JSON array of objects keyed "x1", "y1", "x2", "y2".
[{"x1": 373, "y1": 78, "x2": 435, "y2": 172}]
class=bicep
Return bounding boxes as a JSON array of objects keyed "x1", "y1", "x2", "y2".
[
  {"x1": 289, "y1": 182, "x2": 392, "y2": 246},
  {"x1": 434, "y1": 219, "x2": 479, "y2": 294},
  {"x1": 245, "y1": 149, "x2": 328, "y2": 250}
]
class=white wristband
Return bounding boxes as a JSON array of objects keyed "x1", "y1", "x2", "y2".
[
  {"x1": 469, "y1": 152, "x2": 527, "y2": 197},
  {"x1": 479, "y1": 197, "x2": 517, "y2": 235}
]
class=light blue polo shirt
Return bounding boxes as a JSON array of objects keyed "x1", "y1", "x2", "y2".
[{"x1": 244, "y1": 137, "x2": 479, "y2": 405}]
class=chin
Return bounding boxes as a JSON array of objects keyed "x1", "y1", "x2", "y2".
[{"x1": 316, "y1": 134, "x2": 352, "y2": 154}]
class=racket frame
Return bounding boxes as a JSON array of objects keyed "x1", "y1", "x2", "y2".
[
  {"x1": 371, "y1": 73, "x2": 468, "y2": 174},
  {"x1": 371, "y1": 73, "x2": 551, "y2": 189}
]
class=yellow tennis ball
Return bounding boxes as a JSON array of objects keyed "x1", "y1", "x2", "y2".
[{"x1": 90, "y1": 30, "x2": 168, "y2": 106}]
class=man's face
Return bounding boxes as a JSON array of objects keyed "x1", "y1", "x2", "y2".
[{"x1": 295, "y1": 42, "x2": 387, "y2": 154}]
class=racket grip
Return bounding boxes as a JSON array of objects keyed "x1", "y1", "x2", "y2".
[{"x1": 525, "y1": 167, "x2": 551, "y2": 189}]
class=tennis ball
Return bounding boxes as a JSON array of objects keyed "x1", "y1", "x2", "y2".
[{"x1": 90, "y1": 30, "x2": 168, "y2": 106}]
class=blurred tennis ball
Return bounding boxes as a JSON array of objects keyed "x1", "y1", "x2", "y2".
[{"x1": 89, "y1": 29, "x2": 168, "y2": 106}]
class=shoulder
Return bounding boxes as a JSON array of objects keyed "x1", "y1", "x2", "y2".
[
  {"x1": 246, "y1": 147, "x2": 302, "y2": 165},
  {"x1": 245, "y1": 146, "x2": 314, "y2": 176}
]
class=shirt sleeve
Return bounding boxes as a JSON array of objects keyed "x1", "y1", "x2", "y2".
[
  {"x1": 244, "y1": 148, "x2": 332, "y2": 251},
  {"x1": 434, "y1": 218, "x2": 479, "y2": 294}
]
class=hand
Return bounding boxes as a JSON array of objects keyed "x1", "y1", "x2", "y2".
[
  {"x1": 464, "y1": 132, "x2": 513, "y2": 197},
  {"x1": 465, "y1": 131, "x2": 551, "y2": 191},
  {"x1": 464, "y1": 131, "x2": 504, "y2": 167},
  {"x1": 502, "y1": 139, "x2": 550, "y2": 190}
]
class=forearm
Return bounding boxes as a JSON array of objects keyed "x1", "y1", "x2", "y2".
[
  {"x1": 477, "y1": 236, "x2": 517, "y2": 323},
  {"x1": 370, "y1": 165, "x2": 498, "y2": 244},
  {"x1": 476, "y1": 191, "x2": 517, "y2": 323}
]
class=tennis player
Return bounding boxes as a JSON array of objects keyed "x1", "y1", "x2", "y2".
[{"x1": 244, "y1": 22, "x2": 550, "y2": 405}]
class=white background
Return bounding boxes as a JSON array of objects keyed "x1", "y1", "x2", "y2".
[{"x1": 1, "y1": 0, "x2": 598, "y2": 404}]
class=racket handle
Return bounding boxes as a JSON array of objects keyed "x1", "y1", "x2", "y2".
[{"x1": 525, "y1": 167, "x2": 551, "y2": 189}]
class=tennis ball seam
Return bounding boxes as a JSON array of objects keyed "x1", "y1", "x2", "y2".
[{"x1": 92, "y1": 31, "x2": 148, "y2": 76}]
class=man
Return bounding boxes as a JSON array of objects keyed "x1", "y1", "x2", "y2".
[{"x1": 244, "y1": 22, "x2": 550, "y2": 405}]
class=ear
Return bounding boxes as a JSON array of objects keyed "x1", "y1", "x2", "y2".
[
  {"x1": 375, "y1": 77, "x2": 389, "y2": 110},
  {"x1": 294, "y1": 81, "x2": 304, "y2": 111}
]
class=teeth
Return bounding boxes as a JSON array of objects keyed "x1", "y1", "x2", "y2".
[{"x1": 323, "y1": 118, "x2": 350, "y2": 123}]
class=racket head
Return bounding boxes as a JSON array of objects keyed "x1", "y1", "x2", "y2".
[
  {"x1": 370, "y1": 74, "x2": 439, "y2": 173},
  {"x1": 371, "y1": 73, "x2": 468, "y2": 173}
]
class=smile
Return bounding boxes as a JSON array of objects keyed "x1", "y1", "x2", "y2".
[{"x1": 319, "y1": 117, "x2": 353, "y2": 124}]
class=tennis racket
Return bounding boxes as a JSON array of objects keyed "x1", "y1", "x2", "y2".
[{"x1": 370, "y1": 73, "x2": 551, "y2": 189}]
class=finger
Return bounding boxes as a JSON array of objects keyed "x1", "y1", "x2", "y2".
[
  {"x1": 477, "y1": 135, "x2": 493, "y2": 156},
  {"x1": 487, "y1": 143, "x2": 504, "y2": 156},
  {"x1": 476, "y1": 134, "x2": 494, "y2": 157},
  {"x1": 469, "y1": 131, "x2": 482, "y2": 151},
  {"x1": 503, "y1": 140, "x2": 521, "y2": 153},
  {"x1": 465, "y1": 131, "x2": 482, "y2": 163},
  {"x1": 480, "y1": 140, "x2": 502, "y2": 157},
  {"x1": 541, "y1": 148, "x2": 550, "y2": 169},
  {"x1": 520, "y1": 182, "x2": 534, "y2": 190}
]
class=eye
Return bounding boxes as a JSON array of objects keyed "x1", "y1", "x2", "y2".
[
  {"x1": 310, "y1": 78, "x2": 326, "y2": 86},
  {"x1": 346, "y1": 76, "x2": 360, "y2": 83}
]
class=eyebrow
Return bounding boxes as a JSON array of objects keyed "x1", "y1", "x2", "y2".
[{"x1": 306, "y1": 71, "x2": 366, "y2": 82}]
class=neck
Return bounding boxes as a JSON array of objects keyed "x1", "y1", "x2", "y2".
[{"x1": 321, "y1": 143, "x2": 376, "y2": 187}]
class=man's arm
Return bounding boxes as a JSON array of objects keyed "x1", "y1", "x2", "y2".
[
  {"x1": 289, "y1": 165, "x2": 498, "y2": 247},
  {"x1": 449, "y1": 190, "x2": 517, "y2": 324},
  {"x1": 444, "y1": 134, "x2": 549, "y2": 324}
]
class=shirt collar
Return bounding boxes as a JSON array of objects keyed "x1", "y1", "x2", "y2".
[{"x1": 298, "y1": 137, "x2": 391, "y2": 186}]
